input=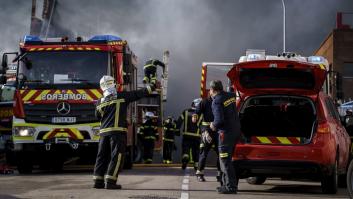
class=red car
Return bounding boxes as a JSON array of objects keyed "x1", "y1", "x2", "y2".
[{"x1": 227, "y1": 56, "x2": 351, "y2": 194}]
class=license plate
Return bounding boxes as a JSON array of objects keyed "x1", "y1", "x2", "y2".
[{"x1": 52, "y1": 117, "x2": 76, "y2": 123}]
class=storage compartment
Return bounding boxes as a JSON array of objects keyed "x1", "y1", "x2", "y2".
[{"x1": 239, "y1": 95, "x2": 316, "y2": 144}]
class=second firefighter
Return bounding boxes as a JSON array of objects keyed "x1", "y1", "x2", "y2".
[{"x1": 139, "y1": 112, "x2": 159, "y2": 164}]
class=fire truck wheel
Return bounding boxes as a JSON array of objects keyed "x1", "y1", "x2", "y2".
[
  {"x1": 246, "y1": 177, "x2": 267, "y2": 185},
  {"x1": 123, "y1": 146, "x2": 133, "y2": 170},
  {"x1": 16, "y1": 152, "x2": 33, "y2": 174}
]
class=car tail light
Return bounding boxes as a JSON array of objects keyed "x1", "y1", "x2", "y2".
[
  {"x1": 317, "y1": 122, "x2": 330, "y2": 134},
  {"x1": 13, "y1": 91, "x2": 25, "y2": 118}
]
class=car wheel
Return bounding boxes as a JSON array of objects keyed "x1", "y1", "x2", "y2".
[
  {"x1": 321, "y1": 160, "x2": 338, "y2": 194},
  {"x1": 347, "y1": 160, "x2": 353, "y2": 198},
  {"x1": 247, "y1": 177, "x2": 267, "y2": 185}
]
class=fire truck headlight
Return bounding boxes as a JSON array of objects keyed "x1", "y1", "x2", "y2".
[
  {"x1": 13, "y1": 127, "x2": 36, "y2": 137},
  {"x1": 92, "y1": 127, "x2": 100, "y2": 136}
]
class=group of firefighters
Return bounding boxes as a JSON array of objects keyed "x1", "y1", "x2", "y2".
[{"x1": 92, "y1": 58, "x2": 241, "y2": 194}]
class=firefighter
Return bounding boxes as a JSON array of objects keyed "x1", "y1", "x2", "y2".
[
  {"x1": 209, "y1": 80, "x2": 241, "y2": 194},
  {"x1": 138, "y1": 112, "x2": 159, "y2": 164},
  {"x1": 195, "y1": 94, "x2": 221, "y2": 182},
  {"x1": 142, "y1": 58, "x2": 165, "y2": 86},
  {"x1": 93, "y1": 75, "x2": 154, "y2": 190},
  {"x1": 162, "y1": 116, "x2": 179, "y2": 164},
  {"x1": 177, "y1": 99, "x2": 203, "y2": 170}
]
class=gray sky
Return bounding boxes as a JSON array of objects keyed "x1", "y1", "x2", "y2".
[{"x1": 0, "y1": 0, "x2": 353, "y2": 117}]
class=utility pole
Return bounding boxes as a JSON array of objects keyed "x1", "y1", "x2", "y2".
[{"x1": 281, "y1": 0, "x2": 286, "y2": 52}]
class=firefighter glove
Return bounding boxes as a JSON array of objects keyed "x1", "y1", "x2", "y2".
[{"x1": 202, "y1": 131, "x2": 212, "y2": 144}]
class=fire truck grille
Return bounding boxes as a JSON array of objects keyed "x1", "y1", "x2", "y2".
[{"x1": 24, "y1": 103, "x2": 98, "y2": 124}]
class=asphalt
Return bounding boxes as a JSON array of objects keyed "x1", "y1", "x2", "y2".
[{"x1": 0, "y1": 166, "x2": 350, "y2": 199}]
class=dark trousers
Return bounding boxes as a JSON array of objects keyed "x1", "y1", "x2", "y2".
[
  {"x1": 143, "y1": 67, "x2": 157, "y2": 84},
  {"x1": 163, "y1": 141, "x2": 174, "y2": 161},
  {"x1": 218, "y1": 130, "x2": 238, "y2": 189},
  {"x1": 93, "y1": 133, "x2": 126, "y2": 184},
  {"x1": 182, "y1": 137, "x2": 200, "y2": 166},
  {"x1": 143, "y1": 139, "x2": 155, "y2": 163},
  {"x1": 198, "y1": 131, "x2": 220, "y2": 173}
]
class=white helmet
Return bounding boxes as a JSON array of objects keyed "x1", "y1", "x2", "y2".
[
  {"x1": 191, "y1": 98, "x2": 202, "y2": 109},
  {"x1": 145, "y1": 111, "x2": 155, "y2": 118},
  {"x1": 100, "y1": 75, "x2": 116, "y2": 92}
]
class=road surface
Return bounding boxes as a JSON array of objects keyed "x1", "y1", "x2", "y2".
[{"x1": 0, "y1": 166, "x2": 349, "y2": 199}]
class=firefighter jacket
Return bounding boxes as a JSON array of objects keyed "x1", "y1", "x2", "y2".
[
  {"x1": 163, "y1": 121, "x2": 179, "y2": 142},
  {"x1": 143, "y1": 59, "x2": 165, "y2": 70},
  {"x1": 177, "y1": 108, "x2": 202, "y2": 140},
  {"x1": 139, "y1": 119, "x2": 159, "y2": 141},
  {"x1": 95, "y1": 87, "x2": 152, "y2": 136},
  {"x1": 212, "y1": 91, "x2": 241, "y2": 136},
  {"x1": 196, "y1": 97, "x2": 214, "y2": 133}
]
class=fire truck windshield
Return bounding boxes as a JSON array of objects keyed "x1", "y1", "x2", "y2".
[{"x1": 18, "y1": 51, "x2": 109, "y2": 89}]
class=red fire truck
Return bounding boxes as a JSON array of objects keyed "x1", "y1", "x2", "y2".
[{"x1": 0, "y1": 35, "x2": 140, "y2": 173}]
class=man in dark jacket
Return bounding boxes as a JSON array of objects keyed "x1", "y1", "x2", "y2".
[
  {"x1": 177, "y1": 102, "x2": 202, "y2": 170},
  {"x1": 162, "y1": 116, "x2": 179, "y2": 164},
  {"x1": 93, "y1": 75, "x2": 154, "y2": 189},
  {"x1": 209, "y1": 80, "x2": 241, "y2": 194},
  {"x1": 195, "y1": 95, "x2": 221, "y2": 182},
  {"x1": 143, "y1": 58, "x2": 165, "y2": 86},
  {"x1": 139, "y1": 112, "x2": 159, "y2": 164}
]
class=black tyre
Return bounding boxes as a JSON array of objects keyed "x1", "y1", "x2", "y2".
[
  {"x1": 321, "y1": 160, "x2": 338, "y2": 194},
  {"x1": 247, "y1": 177, "x2": 267, "y2": 185},
  {"x1": 347, "y1": 160, "x2": 353, "y2": 198},
  {"x1": 123, "y1": 146, "x2": 133, "y2": 169},
  {"x1": 16, "y1": 152, "x2": 33, "y2": 174}
]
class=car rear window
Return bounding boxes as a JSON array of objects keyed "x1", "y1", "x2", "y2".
[{"x1": 239, "y1": 68, "x2": 315, "y2": 89}]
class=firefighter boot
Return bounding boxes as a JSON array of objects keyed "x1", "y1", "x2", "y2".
[
  {"x1": 182, "y1": 154, "x2": 189, "y2": 170},
  {"x1": 217, "y1": 186, "x2": 237, "y2": 194},
  {"x1": 105, "y1": 182, "x2": 122, "y2": 190},
  {"x1": 196, "y1": 170, "x2": 205, "y2": 182},
  {"x1": 93, "y1": 180, "x2": 105, "y2": 189}
]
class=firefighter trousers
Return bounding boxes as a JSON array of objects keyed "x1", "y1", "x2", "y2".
[
  {"x1": 198, "y1": 131, "x2": 220, "y2": 173},
  {"x1": 218, "y1": 130, "x2": 238, "y2": 189},
  {"x1": 163, "y1": 140, "x2": 174, "y2": 162},
  {"x1": 143, "y1": 67, "x2": 157, "y2": 84},
  {"x1": 182, "y1": 137, "x2": 200, "y2": 166},
  {"x1": 93, "y1": 133, "x2": 126, "y2": 184},
  {"x1": 143, "y1": 139, "x2": 155, "y2": 163}
]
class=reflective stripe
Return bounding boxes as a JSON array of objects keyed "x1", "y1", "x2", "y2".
[
  {"x1": 146, "y1": 85, "x2": 152, "y2": 94},
  {"x1": 220, "y1": 153, "x2": 228, "y2": 158},
  {"x1": 200, "y1": 143, "x2": 205, "y2": 148},
  {"x1": 143, "y1": 64, "x2": 156, "y2": 69},
  {"x1": 202, "y1": 122, "x2": 210, "y2": 126},
  {"x1": 144, "y1": 136, "x2": 156, "y2": 140},
  {"x1": 112, "y1": 153, "x2": 122, "y2": 179},
  {"x1": 223, "y1": 97, "x2": 235, "y2": 107},
  {"x1": 97, "y1": 99, "x2": 125, "y2": 110},
  {"x1": 184, "y1": 111, "x2": 188, "y2": 132},
  {"x1": 105, "y1": 175, "x2": 117, "y2": 181},
  {"x1": 93, "y1": 175, "x2": 104, "y2": 180},
  {"x1": 99, "y1": 127, "x2": 127, "y2": 133},
  {"x1": 163, "y1": 138, "x2": 174, "y2": 142}
]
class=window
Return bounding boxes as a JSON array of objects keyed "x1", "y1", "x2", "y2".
[{"x1": 325, "y1": 98, "x2": 341, "y2": 121}]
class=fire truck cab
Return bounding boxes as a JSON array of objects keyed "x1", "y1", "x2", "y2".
[{"x1": 0, "y1": 35, "x2": 139, "y2": 173}]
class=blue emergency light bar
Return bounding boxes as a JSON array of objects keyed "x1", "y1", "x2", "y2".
[
  {"x1": 23, "y1": 35, "x2": 43, "y2": 44},
  {"x1": 88, "y1": 35, "x2": 122, "y2": 43}
]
